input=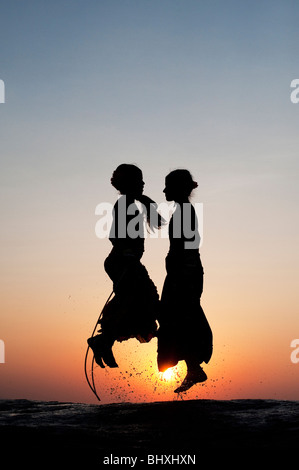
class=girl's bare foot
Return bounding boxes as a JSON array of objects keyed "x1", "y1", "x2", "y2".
[{"x1": 174, "y1": 366, "x2": 207, "y2": 393}]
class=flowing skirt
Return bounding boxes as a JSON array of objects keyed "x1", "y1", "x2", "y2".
[
  {"x1": 99, "y1": 249, "x2": 159, "y2": 343},
  {"x1": 157, "y1": 251, "x2": 213, "y2": 372}
]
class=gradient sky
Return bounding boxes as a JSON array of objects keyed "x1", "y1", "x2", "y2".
[{"x1": 1, "y1": 0, "x2": 299, "y2": 404}]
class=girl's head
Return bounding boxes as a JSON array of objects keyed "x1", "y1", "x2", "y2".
[
  {"x1": 111, "y1": 164, "x2": 144, "y2": 198},
  {"x1": 111, "y1": 164, "x2": 164, "y2": 230},
  {"x1": 164, "y1": 169, "x2": 198, "y2": 202}
]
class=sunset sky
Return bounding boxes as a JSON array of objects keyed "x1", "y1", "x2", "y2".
[{"x1": 1, "y1": 0, "x2": 299, "y2": 404}]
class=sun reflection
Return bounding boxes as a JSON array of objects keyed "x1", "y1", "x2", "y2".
[{"x1": 162, "y1": 367, "x2": 174, "y2": 381}]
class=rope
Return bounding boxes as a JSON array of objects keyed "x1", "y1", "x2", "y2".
[{"x1": 84, "y1": 290, "x2": 114, "y2": 402}]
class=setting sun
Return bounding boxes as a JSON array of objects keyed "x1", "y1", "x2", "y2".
[{"x1": 162, "y1": 368, "x2": 174, "y2": 381}]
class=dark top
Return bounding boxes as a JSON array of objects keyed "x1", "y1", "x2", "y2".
[
  {"x1": 168, "y1": 202, "x2": 200, "y2": 255},
  {"x1": 109, "y1": 195, "x2": 144, "y2": 259}
]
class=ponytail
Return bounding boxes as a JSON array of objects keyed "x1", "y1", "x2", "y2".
[{"x1": 138, "y1": 195, "x2": 165, "y2": 231}]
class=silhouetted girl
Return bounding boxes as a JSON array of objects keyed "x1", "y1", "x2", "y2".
[
  {"x1": 157, "y1": 169, "x2": 213, "y2": 393},
  {"x1": 88, "y1": 164, "x2": 163, "y2": 368}
]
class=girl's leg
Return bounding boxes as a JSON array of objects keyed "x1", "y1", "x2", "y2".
[
  {"x1": 87, "y1": 333, "x2": 118, "y2": 368},
  {"x1": 174, "y1": 358, "x2": 207, "y2": 393}
]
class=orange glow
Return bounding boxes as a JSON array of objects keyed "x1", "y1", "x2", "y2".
[
  {"x1": 1, "y1": 192, "x2": 299, "y2": 405},
  {"x1": 161, "y1": 368, "x2": 175, "y2": 381},
  {"x1": 1, "y1": 271, "x2": 299, "y2": 405}
]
